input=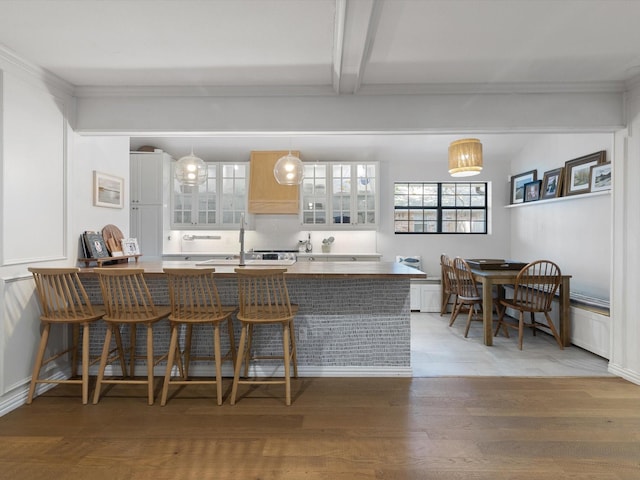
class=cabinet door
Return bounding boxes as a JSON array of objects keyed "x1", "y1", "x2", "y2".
[
  {"x1": 131, "y1": 204, "x2": 163, "y2": 258},
  {"x1": 130, "y1": 152, "x2": 164, "y2": 205},
  {"x1": 301, "y1": 163, "x2": 328, "y2": 225},
  {"x1": 354, "y1": 163, "x2": 377, "y2": 226}
]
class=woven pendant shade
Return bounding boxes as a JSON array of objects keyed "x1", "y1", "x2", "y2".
[{"x1": 448, "y1": 138, "x2": 483, "y2": 177}]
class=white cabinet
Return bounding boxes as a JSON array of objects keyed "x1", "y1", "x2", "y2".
[
  {"x1": 301, "y1": 162, "x2": 378, "y2": 228},
  {"x1": 410, "y1": 280, "x2": 441, "y2": 312},
  {"x1": 130, "y1": 151, "x2": 167, "y2": 258},
  {"x1": 171, "y1": 162, "x2": 248, "y2": 229}
]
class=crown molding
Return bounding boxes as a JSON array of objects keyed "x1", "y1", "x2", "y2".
[
  {"x1": 73, "y1": 79, "x2": 627, "y2": 99},
  {"x1": 0, "y1": 44, "x2": 74, "y2": 96},
  {"x1": 73, "y1": 84, "x2": 338, "y2": 98}
]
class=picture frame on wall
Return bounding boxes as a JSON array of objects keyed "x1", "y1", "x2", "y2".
[
  {"x1": 93, "y1": 171, "x2": 124, "y2": 208},
  {"x1": 541, "y1": 167, "x2": 564, "y2": 200},
  {"x1": 510, "y1": 170, "x2": 537, "y2": 204},
  {"x1": 563, "y1": 151, "x2": 606, "y2": 196},
  {"x1": 589, "y1": 162, "x2": 612, "y2": 193},
  {"x1": 523, "y1": 180, "x2": 542, "y2": 202}
]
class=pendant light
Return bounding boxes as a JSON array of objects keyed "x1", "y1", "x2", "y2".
[
  {"x1": 273, "y1": 150, "x2": 304, "y2": 185},
  {"x1": 448, "y1": 138, "x2": 483, "y2": 177},
  {"x1": 175, "y1": 148, "x2": 207, "y2": 186}
]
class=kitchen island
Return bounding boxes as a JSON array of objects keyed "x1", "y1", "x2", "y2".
[{"x1": 78, "y1": 260, "x2": 425, "y2": 376}]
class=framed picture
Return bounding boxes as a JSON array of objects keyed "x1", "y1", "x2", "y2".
[
  {"x1": 590, "y1": 162, "x2": 612, "y2": 192},
  {"x1": 121, "y1": 238, "x2": 140, "y2": 256},
  {"x1": 563, "y1": 151, "x2": 606, "y2": 196},
  {"x1": 510, "y1": 170, "x2": 537, "y2": 204},
  {"x1": 523, "y1": 180, "x2": 542, "y2": 202},
  {"x1": 541, "y1": 167, "x2": 564, "y2": 200},
  {"x1": 93, "y1": 171, "x2": 124, "y2": 208}
]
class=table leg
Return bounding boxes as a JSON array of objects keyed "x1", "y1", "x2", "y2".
[
  {"x1": 559, "y1": 277, "x2": 571, "y2": 347},
  {"x1": 482, "y1": 278, "x2": 494, "y2": 346}
]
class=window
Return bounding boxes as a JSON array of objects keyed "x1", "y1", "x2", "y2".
[{"x1": 394, "y1": 182, "x2": 488, "y2": 234}]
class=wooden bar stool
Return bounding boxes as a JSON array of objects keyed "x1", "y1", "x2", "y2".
[
  {"x1": 160, "y1": 268, "x2": 237, "y2": 406},
  {"x1": 230, "y1": 268, "x2": 298, "y2": 406},
  {"x1": 27, "y1": 267, "x2": 105, "y2": 404},
  {"x1": 92, "y1": 268, "x2": 171, "y2": 405}
]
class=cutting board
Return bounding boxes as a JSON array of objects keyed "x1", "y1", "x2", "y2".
[{"x1": 101, "y1": 224, "x2": 125, "y2": 256}]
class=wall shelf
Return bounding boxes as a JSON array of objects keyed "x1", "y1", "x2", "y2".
[{"x1": 504, "y1": 189, "x2": 610, "y2": 208}]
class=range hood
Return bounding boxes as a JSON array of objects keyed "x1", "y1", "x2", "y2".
[{"x1": 248, "y1": 151, "x2": 300, "y2": 214}]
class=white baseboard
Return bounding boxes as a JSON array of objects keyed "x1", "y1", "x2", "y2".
[{"x1": 607, "y1": 363, "x2": 640, "y2": 386}]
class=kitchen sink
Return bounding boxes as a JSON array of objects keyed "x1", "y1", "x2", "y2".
[{"x1": 195, "y1": 258, "x2": 296, "y2": 266}]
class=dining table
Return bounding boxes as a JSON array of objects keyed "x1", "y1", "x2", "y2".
[{"x1": 464, "y1": 266, "x2": 571, "y2": 347}]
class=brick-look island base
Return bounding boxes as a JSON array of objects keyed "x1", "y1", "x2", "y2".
[{"x1": 78, "y1": 260, "x2": 425, "y2": 377}]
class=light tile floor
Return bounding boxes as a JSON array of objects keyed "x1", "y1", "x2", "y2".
[{"x1": 411, "y1": 311, "x2": 612, "y2": 377}]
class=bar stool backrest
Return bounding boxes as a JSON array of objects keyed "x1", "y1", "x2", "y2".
[
  {"x1": 94, "y1": 268, "x2": 159, "y2": 320},
  {"x1": 234, "y1": 268, "x2": 294, "y2": 321},
  {"x1": 163, "y1": 268, "x2": 226, "y2": 319},
  {"x1": 29, "y1": 267, "x2": 97, "y2": 320}
]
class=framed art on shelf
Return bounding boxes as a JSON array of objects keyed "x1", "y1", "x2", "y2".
[
  {"x1": 523, "y1": 180, "x2": 542, "y2": 202},
  {"x1": 93, "y1": 171, "x2": 124, "y2": 208},
  {"x1": 541, "y1": 167, "x2": 564, "y2": 200},
  {"x1": 510, "y1": 170, "x2": 537, "y2": 204},
  {"x1": 121, "y1": 238, "x2": 140, "y2": 256},
  {"x1": 590, "y1": 162, "x2": 612, "y2": 192},
  {"x1": 563, "y1": 151, "x2": 606, "y2": 196}
]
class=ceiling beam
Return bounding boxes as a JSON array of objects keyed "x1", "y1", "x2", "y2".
[{"x1": 333, "y1": 0, "x2": 381, "y2": 95}]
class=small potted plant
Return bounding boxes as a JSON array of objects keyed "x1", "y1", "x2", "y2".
[{"x1": 321, "y1": 236, "x2": 334, "y2": 253}]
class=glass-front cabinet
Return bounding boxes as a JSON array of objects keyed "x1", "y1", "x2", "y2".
[
  {"x1": 171, "y1": 162, "x2": 248, "y2": 228},
  {"x1": 301, "y1": 162, "x2": 378, "y2": 227}
]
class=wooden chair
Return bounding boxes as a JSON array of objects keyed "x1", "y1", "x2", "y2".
[
  {"x1": 230, "y1": 268, "x2": 298, "y2": 406},
  {"x1": 27, "y1": 267, "x2": 105, "y2": 404},
  {"x1": 160, "y1": 268, "x2": 237, "y2": 406},
  {"x1": 449, "y1": 258, "x2": 485, "y2": 337},
  {"x1": 440, "y1": 254, "x2": 457, "y2": 316},
  {"x1": 494, "y1": 260, "x2": 563, "y2": 350},
  {"x1": 92, "y1": 268, "x2": 171, "y2": 405}
]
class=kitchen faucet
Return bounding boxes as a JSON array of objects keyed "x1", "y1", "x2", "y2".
[{"x1": 239, "y1": 213, "x2": 245, "y2": 266}]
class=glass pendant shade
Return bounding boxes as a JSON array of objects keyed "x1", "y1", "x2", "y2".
[
  {"x1": 448, "y1": 138, "x2": 483, "y2": 177},
  {"x1": 274, "y1": 152, "x2": 304, "y2": 185},
  {"x1": 175, "y1": 150, "x2": 207, "y2": 186}
]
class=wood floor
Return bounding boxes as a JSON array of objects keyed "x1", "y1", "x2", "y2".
[{"x1": 1, "y1": 377, "x2": 639, "y2": 479}]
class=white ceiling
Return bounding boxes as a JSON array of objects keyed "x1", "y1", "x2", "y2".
[{"x1": 1, "y1": 0, "x2": 638, "y2": 158}]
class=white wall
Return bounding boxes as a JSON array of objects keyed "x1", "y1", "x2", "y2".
[
  {"x1": 71, "y1": 134, "x2": 130, "y2": 248},
  {"x1": 376, "y1": 151, "x2": 512, "y2": 277},
  {"x1": 610, "y1": 80, "x2": 640, "y2": 384},
  {"x1": 509, "y1": 133, "x2": 613, "y2": 300}
]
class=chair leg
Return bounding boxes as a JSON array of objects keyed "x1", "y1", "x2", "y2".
[
  {"x1": 449, "y1": 300, "x2": 463, "y2": 327},
  {"x1": 129, "y1": 324, "x2": 137, "y2": 377},
  {"x1": 244, "y1": 324, "x2": 254, "y2": 378},
  {"x1": 282, "y1": 322, "x2": 291, "y2": 406},
  {"x1": 81, "y1": 323, "x2": 90, "y2": 405},
  {"x1": 146, "y1": 325, "x2": 154, "y2": 406},
  {"x1": 113, "y1": 326, "x2": 128, "y2": 377},
  {"x1": 288, "y1": 319, "x2": 298, "y2": 378},
  {"x1": 160, "y1": 324, "x2": 180, "y2": 406},
  {"x1": 230, "y1": 324, "x2": 248, "y2": 406},
  {"x1": 518, "y1": 312, "x2": 525, "y2": 350},
  {"x1": 93, "y1": 326, "x2": 113, "y2": 404},
  {"x1": 71, "y1": 324, "x2": 80, "y2": 378},
  {"x1": 494, "y1": 304, "x2": 510, "y2": 338},
  {"x1": 184, "y1": 324, "x2": 193, "y2": 378},
  {"x1": 226, "y1": 317, "x2": 237, "y2": 367},
  {"x1": 440, "y1": 292, "x2": 451, "y2": 316},
  {"x1": 543, "y1": 312, "x2": 564, "y2": 350},
  {"x1": 213, "y1": 323, "x2": 223, "y2": 406},
  {"x1": 27, "y1": 323, "x2": 50, "y2": 404},
  {"x1": 530, "y1": 312, "x2": 537, "y2": 336},
  {"x1": 464, "y1": 303, "x2": 476, "y2": 338}
]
